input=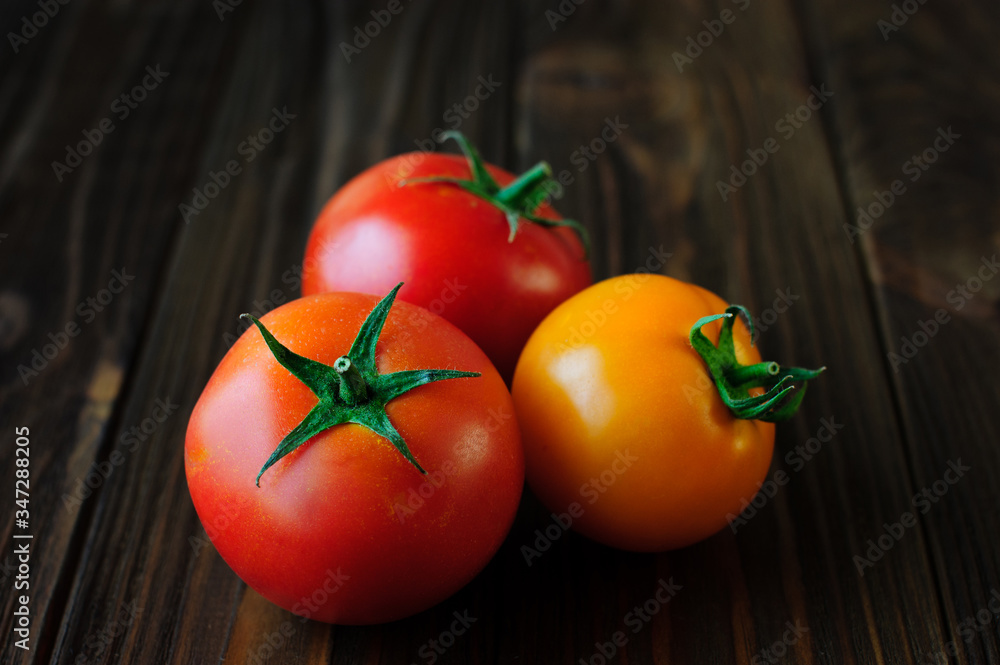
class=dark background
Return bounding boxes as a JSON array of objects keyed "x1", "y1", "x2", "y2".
[{"x1": 1, "y1": 0, "x2": 999, "y2": 663}]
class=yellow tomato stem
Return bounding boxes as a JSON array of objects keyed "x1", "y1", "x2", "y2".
[
  {"x1": 689, "y1": 305, "x2": 825, "y2": 422},
  {"x1": 725, "y1": 361, "x2": 780, "y2": 387}
]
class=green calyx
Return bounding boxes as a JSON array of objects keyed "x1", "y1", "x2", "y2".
[
  {"x1": 689, "y1": 305, "x2": 825, "y2": 421},
  {"x1": 400, "y1": 131, "x2": 590, "y2": 257},
  {"x1": 243, "y1": 283, "x2": 480, "y2": 486}
]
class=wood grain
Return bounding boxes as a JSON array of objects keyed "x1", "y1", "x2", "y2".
[
  {"x1": 800, "y1": 0, "x2": 1000, "y2": 662},
  {"x1": 0, "y1": 0, "x2": 996, "y2": 663}
]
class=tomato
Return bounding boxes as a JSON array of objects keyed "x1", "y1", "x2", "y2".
[
  {"x1": 185, "y1": 286, "x2": 523, "y2": 624},
  {"x1": 301, "y1": 132, "x2": 591, "y2": 383},
  {"x1": 511, "y1": 274, "x2": 823, "y2": 551}
]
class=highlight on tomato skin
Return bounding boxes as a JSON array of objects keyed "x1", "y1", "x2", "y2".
[
  {"x1": 511, "y1": 273, "x2": 823, "y2": 552},
  {"x1": 184, "y1": 287, "x2": 525, "y2": 624},
  {"x1": 300, "y1": 131, "x2": 592, "y2": 384}
]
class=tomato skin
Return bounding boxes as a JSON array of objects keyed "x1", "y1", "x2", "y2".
[
  {"x1": 301, "y1": 152, "x2": 592, "y2": 383},
  {"x1": 511, "y1": 274, "x2": 775, "y2": 552},
  {"x1": 185, "y1": 293, "x2": 523, "y2": 624}
]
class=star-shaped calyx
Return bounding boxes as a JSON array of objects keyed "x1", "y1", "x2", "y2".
[
  {"x1": 400, "y1": 131, "x2": 590, "y2": 257},
  {"x1": 242, "y1": 283, "x2": 480, "y2": 486},
  {"x1": 689, "y1": 305, "x2": 825, "y2": 421}
]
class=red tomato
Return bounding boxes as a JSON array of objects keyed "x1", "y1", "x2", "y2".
[
  {"x1": 185, "y1": 288, "x2": 523, "y2": 624},
  {"x1": 301, "y1": 133, "x2": 591, "y2": 383}
]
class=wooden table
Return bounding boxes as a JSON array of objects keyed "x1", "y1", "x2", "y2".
[{"x1": 2, "y1": 0, "x2": 998, "y2": 662}]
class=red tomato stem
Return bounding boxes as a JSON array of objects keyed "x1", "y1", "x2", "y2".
[
  {"x1": 333, "y1": 356, "x2": 369, "y2": 404},
  {"x1": 242, "y1": 284, "x2": 481, "y2": 484},
  {"x1": 494, "y1": 161, "x2": 553, "y2": 208},
  {"x1": 399, "y1": 131, "x2": 590, "y2": 255}
]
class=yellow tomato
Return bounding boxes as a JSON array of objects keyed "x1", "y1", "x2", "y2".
[{"x1": 512, "y1": 274, "x2": 783, "y2": 551}]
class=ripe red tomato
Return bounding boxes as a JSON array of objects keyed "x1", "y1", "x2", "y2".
[
  {"x1": 301, "y1": 132, "x2": 591, "y2": 383},
  {"x1": 512, "y1": 274, "x2": 822, "y2": 551},
  {"x1": 185, "y1": 287, "x2": 523, "y2": 624}
]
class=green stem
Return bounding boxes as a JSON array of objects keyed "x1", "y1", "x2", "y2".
[
  {"x1": 725, "y1": 361, "x2": 780, "y2": 386},
  {"x1": 495, "y1": 161, "x2": 553, "y2": 208},
  {"x1": 400, "y1": 132, "x2": 589, "y2": 257},
  {"x1": 244, "y1": 283, "x2": 481, "y2": 484},
  {"x1": 333, "y1": 356, "x2": 368, "y2": 404},
  {"x1": 690, "y1": 305, "x2": 825, "y2": 422}
]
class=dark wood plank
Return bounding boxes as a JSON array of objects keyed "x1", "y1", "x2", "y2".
[
  {"x1": 513, "y1": 0, "x2": 949, "y2": 662},
  {"x1": 0, "y1": 1, "x2": 246, "y2": 663},
  {"x1": 798, "y1": 0, "x2": 1000, "y2": 661},
  {"x1": 1, "y1": 0, "x2": 995, "y2": 663},
  {"x1": 31, "y1": 2, "x2": 327, "y2": 663}
]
